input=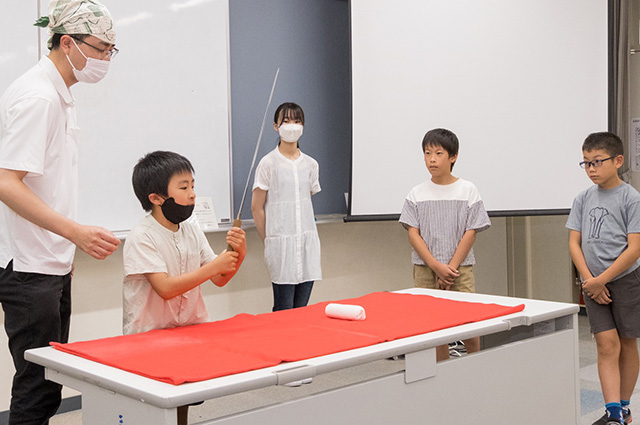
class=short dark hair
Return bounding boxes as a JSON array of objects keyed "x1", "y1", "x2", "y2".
[
  {"x1": 582, "y1": 132, "x2": 624, "y2": 158},
  {"x1": 422, "y1": 128, "x2": 459, "y2": 170},
  {"x1": 50, "y1": 33, "x2": 88, "y2": 51},
  {"x1": 274, "y1": 102, "x2": 305, "y2": 126},
  {"x1": 132, "y1": 151, "x2": 195, "y2": 212}
]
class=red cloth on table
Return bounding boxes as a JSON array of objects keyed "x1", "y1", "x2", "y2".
[{"x1": 51, "y1": 292, "x2": 524, "y2": 385}]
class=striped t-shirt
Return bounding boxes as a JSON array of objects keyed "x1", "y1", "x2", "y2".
[{"x1": 399, "y1": 178, "x2": 491, "y2": 266}]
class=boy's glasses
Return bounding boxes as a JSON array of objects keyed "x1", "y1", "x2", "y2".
[
  {"x1": 579, "y1": 156, "x2": 615, "y2": 169},
  {"x1": 70, "y1": 35, "x2": 119, "y2": 59}
]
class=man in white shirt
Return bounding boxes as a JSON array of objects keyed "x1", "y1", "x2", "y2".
[{"x1": 0, "y1": 1, "x2": 120, "y2": 423}]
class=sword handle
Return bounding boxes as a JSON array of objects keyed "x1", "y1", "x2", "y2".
[{"x1": 226, "y1": 218, "x2": 243, "y2": 252}]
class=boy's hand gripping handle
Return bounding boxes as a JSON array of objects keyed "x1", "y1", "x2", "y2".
[{"x1": 226, "y1": 218, "x2": 242, "y2": 252}]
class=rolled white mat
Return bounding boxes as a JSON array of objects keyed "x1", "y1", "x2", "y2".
[{"x1": 325, "y1": 303, "x2": 366, "y2": 321}]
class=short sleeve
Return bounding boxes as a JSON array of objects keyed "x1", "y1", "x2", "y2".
[
  {"x1": 253, "y1": 157, "x2": 271, "y2": 191},
  {"x1": 0, "y1": 96, "x2": 53, "y2": 175},
  {"x1": 399, "y1": 197, "x2": 419, "y2": 230},
  {"x1": 467, "y1": 200, "x2": 491, "y2": 233},
  {"x1": 566, "y1": 195, "x2": 583, "y2": 232},
  {"x1": 123, "y1": 232, "x2": 168, "y2": 276},
  {"x1": 196, "y1": 227, "x2": 216, "y2": 265},
  {"x1": 626, "y1": 195, "x2": 640, "y2": 234}
]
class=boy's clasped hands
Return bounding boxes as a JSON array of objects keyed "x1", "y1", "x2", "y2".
[
  {"x1": 582, "y1": 276, "x2": 612, "y2": 305},
  {"x1": 433, "y1": 262, "x2": 459, "y2": 290}
]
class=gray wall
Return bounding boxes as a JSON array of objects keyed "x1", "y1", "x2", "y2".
[{"x1": 229, "y1": 0, "x2": 351, "y2": 218}]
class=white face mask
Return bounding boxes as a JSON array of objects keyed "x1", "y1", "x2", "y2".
[
  {"x1": 66, "y1": 39, "x2": 110, "y2": 84},
  {"x1": 278, "y1": 123, "x2": 304, "y2": 143}
]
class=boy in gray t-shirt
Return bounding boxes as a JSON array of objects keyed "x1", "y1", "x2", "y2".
[{"x1": 566, "y1": 132, "x2": 640, "y2": 425}]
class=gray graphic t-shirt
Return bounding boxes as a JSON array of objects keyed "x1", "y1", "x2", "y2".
[{"x1": 566, "y1": 182, "x2": 640, "y2": 280}]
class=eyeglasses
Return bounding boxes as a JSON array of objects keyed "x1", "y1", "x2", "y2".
[
  {"x1": 579, "y1": 156, "x2": 616, "y2": 169},
  {"x1": 70, "y1": 35, "x2": 119, "y2": 59}
]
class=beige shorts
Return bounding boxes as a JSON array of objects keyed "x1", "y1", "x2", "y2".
[{"x1": 413, "y1": 264, "x2": 476, "y2": 293}]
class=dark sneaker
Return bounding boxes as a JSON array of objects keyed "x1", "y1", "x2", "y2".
[{"x1": 593, "y1": 410, "x2": 630, "y2": 425}]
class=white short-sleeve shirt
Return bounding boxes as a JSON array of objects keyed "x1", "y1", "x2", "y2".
[
  {"x1": 122, "y1": 215, "x2": 217, "y2": 334},
  {"x1": 0, "y1": 56, "x2": 78, "y2": 275},
  {"x1": 253, "y1": 148, "x2": 322, "y2": 284}
]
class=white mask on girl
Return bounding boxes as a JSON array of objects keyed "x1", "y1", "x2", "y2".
[
  {"x1": 278, "y1": 123, "x2": 304, "y2": 143},
  {"x1": 66, "y1": 39, "x2": 110, "y2": 84}
]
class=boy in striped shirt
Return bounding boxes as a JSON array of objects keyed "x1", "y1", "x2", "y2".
[{"x1": 399, "y1": 128, "x2": 491, "y2": 361}]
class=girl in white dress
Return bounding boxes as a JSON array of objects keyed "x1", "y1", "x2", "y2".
[{"x1": 251, "y1": 102, "x2": 322, "y2": 311}]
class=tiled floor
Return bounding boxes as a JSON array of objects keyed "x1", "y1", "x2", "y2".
[
  {"x1": 579, "y1": 313, "x2": 640, "y2": 424},
  {"x1": 48, "y1": 314, "x2": 640, "y2": 425}
]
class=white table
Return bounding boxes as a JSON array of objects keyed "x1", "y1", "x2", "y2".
[{"x1": 25, "y1": 289, "x2": 581, "y2": 424}]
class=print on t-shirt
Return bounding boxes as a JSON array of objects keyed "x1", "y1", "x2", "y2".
[{"x1": 589, "y1": 207, "x2": 609, "y2": 239}]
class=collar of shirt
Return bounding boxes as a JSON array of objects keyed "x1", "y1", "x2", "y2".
[{"x1": 40, "y1": 55, "x2": 74, "y2": 106}]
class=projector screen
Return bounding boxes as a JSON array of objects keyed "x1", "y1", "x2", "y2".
[{"x1": 350, "y1": 0, "x2": 608, "y2": 218}]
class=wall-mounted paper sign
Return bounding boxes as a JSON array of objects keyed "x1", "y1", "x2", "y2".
[
  {"x1": 632, "y1": 118, "x2": 640, "y2": 172},
  {"x1": 189, "y1": 196, "x2": 219, "y2": 231}
]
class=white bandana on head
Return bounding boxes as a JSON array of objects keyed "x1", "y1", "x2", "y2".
[{"x1": 35, "y1": 0, "x2": 116, "y2": 49}]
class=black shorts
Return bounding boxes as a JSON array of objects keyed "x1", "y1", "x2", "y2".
[{"x1": 585, "y1": 266, "x2": 640, "y2": 338}]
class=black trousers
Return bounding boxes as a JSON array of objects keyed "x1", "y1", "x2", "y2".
[
  {"x1": 271, "y1": 281, "x2": 314, "y2": 312},
  {"x1": 0, "y1": 261, "x2": 71, "y2": 425}
]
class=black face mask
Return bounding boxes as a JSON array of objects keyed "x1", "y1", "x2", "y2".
[{"x1": 161, "y1": 197, "x2": 194, "y2": 224}]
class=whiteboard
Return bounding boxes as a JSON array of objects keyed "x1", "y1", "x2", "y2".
[
  {"x1": 0, "y1": 2, "x2": 40, "y2": 93},
  {"x1": 52, "y1": 0, "x2": 232, "y2": 232},
  {"x1": 350, "y1": 0, "x2": 607, "y2": 217}
]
